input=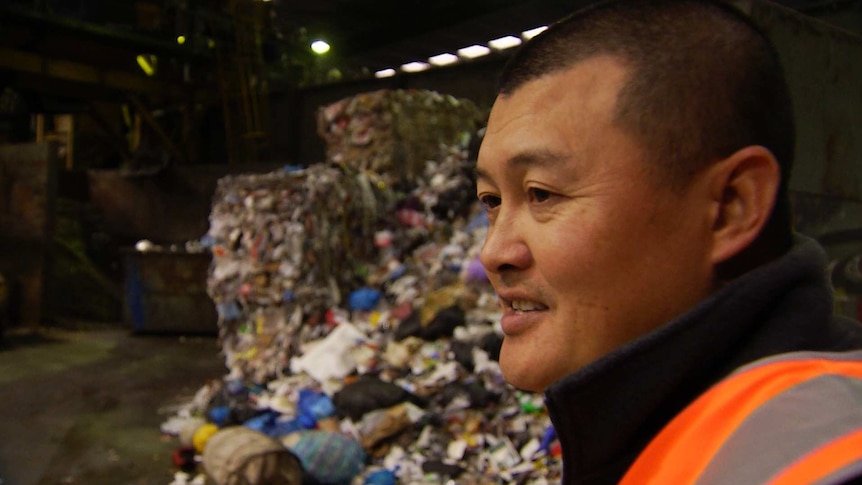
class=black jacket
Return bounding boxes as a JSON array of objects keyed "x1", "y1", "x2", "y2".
[{"x1": 544, "y1": 235, "x2": 862, "y2": 485}]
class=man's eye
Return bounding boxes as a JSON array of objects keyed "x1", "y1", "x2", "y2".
[
  {"x1": 529, "y1": 188, "x2": 552, "y2": 203},
  {"x1": 479, "y1": 194, "x2": 502, "y2": 209}
]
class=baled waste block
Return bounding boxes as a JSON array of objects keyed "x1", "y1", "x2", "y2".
[{"x1": 317, "y1": 89, "x2": 486, "y2": 186}]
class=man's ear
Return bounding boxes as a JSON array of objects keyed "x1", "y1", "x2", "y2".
[{"x1": 707, "y1": 145, "x2": 781, "y2": 265}]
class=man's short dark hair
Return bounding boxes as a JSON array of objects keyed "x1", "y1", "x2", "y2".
[{"x1": 499, "y1": 0, "x2": 795, "y2": 250}]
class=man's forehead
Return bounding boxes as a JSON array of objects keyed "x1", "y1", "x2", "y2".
[
  {"x1": 491, "y1": 55, "x2": 630, "y2": 120},
  {"x1": 481, "y1": 58, "x2": 630, "y2": 168}
]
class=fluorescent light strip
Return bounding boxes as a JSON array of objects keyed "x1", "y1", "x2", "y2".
[
  {"x1": 428, "y1": 53, "x2": 459, "y2": 66},
  {"x1": 401, "y1": 61, "x2": 430, "y2": 73},
  {"x1": 522, "y1": 26, "x2": 548, "y2": 39},
  {"x1": 374, "y1": 27, "x2": 546, "y2": 80},
  {"x1": 457, "y1": 44, "x2": 491, "y2": 59},
  {"x1": 489, "y1": 35, "x2": 521, "y2": 50},
  {"x1": 375, "y1": 68, "x2": 396, "y2": 78}
]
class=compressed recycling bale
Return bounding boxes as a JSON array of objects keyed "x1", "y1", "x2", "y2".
[
  {"x1": 206, "y1": 165, "x2": 397, "y2": 382},
  {"x1": 207, "y1": 89, "x2": 483, "y2": 383},
  {"x1": 202, "y1": 426, "x2": 303, "y2": 485},
  {"x1": 317, "y1": 89, "x2": 485, "y2": 185}
]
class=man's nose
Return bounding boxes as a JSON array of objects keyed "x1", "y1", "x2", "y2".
[{"x1": 480, "y1": 215, "x2": 532, "y2": 275}]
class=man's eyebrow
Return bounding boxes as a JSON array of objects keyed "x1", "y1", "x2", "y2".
[
  {"x1": 475, "y1": 149, "x2": 570, "y2": 181},
  {"x1": 509, "y1": 150, "x2": 570, "y2": 168}
]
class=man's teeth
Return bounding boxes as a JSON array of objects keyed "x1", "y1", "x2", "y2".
[{"x1": 511, "y1": 300, "x2": 546, "y2": 311}]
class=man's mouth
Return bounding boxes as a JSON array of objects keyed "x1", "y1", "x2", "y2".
[{"x1": 509, "y1": 299, "x2": 549, "y2": 312}]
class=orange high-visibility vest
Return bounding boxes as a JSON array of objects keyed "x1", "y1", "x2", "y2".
[{"x1": 620, "y1": 350, "x2": 862, "y2": 485}]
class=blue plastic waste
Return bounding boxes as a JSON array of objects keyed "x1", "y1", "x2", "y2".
[
  {"x1": 243, "y1": 411, "x2": 278, "y2": 433},
  {"x1": 208, "y1": 406, "x2": 230, "y2": 426},
  {"x1": 297, "y1": 389, "x2": 336, "y2": 427},
  {"x1": 348, "y1": 287, "x2": 382, "y2": 311},
  {"x1": 364, "y1": 469, "x2": 397, "y2": 485},
  {"x1": 540, "y1": 425, "x2": 557, "y2": 452}
]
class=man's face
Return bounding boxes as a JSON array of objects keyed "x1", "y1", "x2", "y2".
[{"x1": 476, "y1": 57, "x2": 715, "y2": 392}]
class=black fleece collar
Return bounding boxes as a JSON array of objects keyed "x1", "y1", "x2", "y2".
[{"x1": 544, "y1": 235, "x2": 861, "y2": 485}]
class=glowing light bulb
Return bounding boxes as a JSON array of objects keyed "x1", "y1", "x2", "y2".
[{"x1": 311, "y1": 40, "x2": 330, "y2": 55}]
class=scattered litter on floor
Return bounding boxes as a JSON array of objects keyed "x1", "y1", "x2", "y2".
[{"x1": 158, "y1": 90, "x2": 562, "y2": 484}]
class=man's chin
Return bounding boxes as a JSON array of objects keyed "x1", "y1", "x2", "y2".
[{"x1": 500, "y1": 351, "x2": 552, "y2": 393}]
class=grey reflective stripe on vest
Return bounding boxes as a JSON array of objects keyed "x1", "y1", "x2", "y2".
[
  {"x1": 693, "y1": 350, "x2": 862, "y2": 485},
  {"x1": 695, "y1": 375, "x2": 862, "y2": 484},
  {"x1": 735, "y1": 349, "x2": 862, "y2": 372}
]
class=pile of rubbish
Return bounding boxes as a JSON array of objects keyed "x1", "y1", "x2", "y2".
[
  {"x1": 160, "y1": 90, "x2": 562, "y2": 485},
  {"x1": 317, "y1": 89, "x2": 485, "y2": 186}
]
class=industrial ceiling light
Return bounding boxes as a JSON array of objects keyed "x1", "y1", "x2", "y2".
[
  {"x1": 311, "y1": 40, "x2": 330, "y2": 55},
  {"x1": 428, "y1": 53, "x2": 458, "y2": 66},
  {"x1": 488, "y1": 35, "x2": 521, "y2": 50},
  {"x1": 375, "y1": 68, "x2": 396, "y2": 78},
  {"x1": 522, "y1": 26, "x2": 548, "y2": 39},
  {"x1": 457, "y1": 44, "x2": 491, "y2": 59},
  {"x1": 401, "y1": 61, "x2": 430, "y2": 73}
]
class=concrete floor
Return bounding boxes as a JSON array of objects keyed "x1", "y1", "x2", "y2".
[{"x1": 0, "y1": 324, "x2": 226, "y2": 485}]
